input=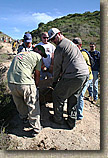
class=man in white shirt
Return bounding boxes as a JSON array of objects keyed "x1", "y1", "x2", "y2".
[{"x1": 37, "y1": 32, "x2": 56, "y2": 80}]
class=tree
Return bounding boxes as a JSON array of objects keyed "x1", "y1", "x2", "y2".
[{"x1": 38, "y1": 22, "x2": 44, "y2": 28}]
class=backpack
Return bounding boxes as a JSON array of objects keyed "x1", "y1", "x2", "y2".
[
  {"x1": 81, "y1": 48, "x2": 95, "y2": 67},
  {"x1": 17, "y1": 43, "x2": 27, "y2": 54}
]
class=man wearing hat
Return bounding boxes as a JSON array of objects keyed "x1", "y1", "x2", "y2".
[
  {"x1": 7, "y1": 45, "x2": 47, "y2": 136},
  {"x1": 72, "y1": 37, "x2": 93, "y2": 120},
  {"x1": 48, "y1": 28, "x2": 89, "y2": 129},
  {"x1": 17, "y1": 33, "x2": 33, "y2": 54}
]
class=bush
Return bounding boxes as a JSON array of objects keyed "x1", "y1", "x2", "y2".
[{"x1": 0, "y1": 82, "x2": 16, "y2": 126}]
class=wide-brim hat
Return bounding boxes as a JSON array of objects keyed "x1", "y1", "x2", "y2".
[{"x1": 33, "y1": 45, "x2": 47, "y2": 58}]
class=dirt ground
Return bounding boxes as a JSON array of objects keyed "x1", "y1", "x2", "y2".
[
  {"x1": 6, "y1": 100, "x2": 100, "y2": 150},
  {"x1": 0, "y1": 42, "x2": 100, "y2": 150}
]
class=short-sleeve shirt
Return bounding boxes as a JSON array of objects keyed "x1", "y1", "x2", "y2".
[
  {"x1": 7, "y1": 51, "x2": 42, "y2": 84},
  {"x1": 37, "y1": 42, "x2": 55, "y2": 68}
]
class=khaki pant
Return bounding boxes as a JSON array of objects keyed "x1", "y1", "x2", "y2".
[{"x1": 8, "y1": 83, "x2": 41, "y2": 131}]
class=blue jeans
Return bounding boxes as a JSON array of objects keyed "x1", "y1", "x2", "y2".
[
  {"x1": 88, "y1": 71, "x2": 99, "y2": 101},
  {"x1": 77, "y1": 79, "x2": 93, "y2": 120}
]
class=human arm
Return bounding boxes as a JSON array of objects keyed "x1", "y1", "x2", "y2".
[
  {"x1": 49, "y1": 52, "x2": 54, "y2": 73},
  {"x1": 49, "y1": 44, "x2": 55, "y2": 73},
  {"x1": 17, "y1": 45, "x2": 23, "y2": 54},
  {"x1": 53, "y1": 48, "x2": 62, "y2": 83},
  {"x1": 34, "y1": 70, "x2": 40, "y2": 87},
  {"x1": 41, "y1": 59, "x2": 46, "y2": 70},
  {"x1": 34, "y1": 54, "x2": 42, "y2": 86}
]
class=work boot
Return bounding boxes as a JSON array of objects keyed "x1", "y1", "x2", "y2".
[
  {"x1": 67, "y1": 117, "x2": 76, "y2": 129},
  {"x1": 49, "y1": 115, "x2": 66, "y2": 125},
  {"x1": 32, "y1": 126, "x2": 43, "y2": 137}
]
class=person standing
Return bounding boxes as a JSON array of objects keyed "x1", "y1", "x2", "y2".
[
  {"x1": 12, "y1": 40, "x2": 17, "y2": 54},
  {"x1": 37, "y1": 32, "x2": 55, "y2": 80},
  {"x1": 48, "y1": 28, "x2": 89, "y2": 129},
  {"x1": 17, "y1": 33, "x2": 32, "y2": 54},
  {"x1": 9, "y1": 37, "x2": 12, "y2": 44},
  {"x1": 88, "y1": 42, "x2": 100, "y2": 104},
  {"x1": 72, "y1": 37, "x2": 93, "y2": 120},
  {"x1": 7, "y1": 45, "x2": 47, "y2": 136}
]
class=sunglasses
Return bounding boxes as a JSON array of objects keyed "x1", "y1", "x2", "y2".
[
  {"x1": 43, "y1": 37, "x2": 49, "y2": 39},
  {"x1": 90, "y1": 46, "x2": 95, "y2": 47}
]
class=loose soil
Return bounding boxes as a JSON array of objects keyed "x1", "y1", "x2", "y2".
[{"x1": 0, "y1": 42, "x2": 100, "y2": 150}]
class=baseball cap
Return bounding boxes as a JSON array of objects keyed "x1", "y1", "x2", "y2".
[
  {"x1": 90, "y1": 42, "x2": 96, "y2": 45},
  {"x1": 33, "y1": 45, "x2": 47, "y2": 58},
  {"x1": 72, "y1": 37, "x2": 82, "y2": 45},
  {"x1": 48, "y1": 28, "x2": 60, "y2": 41},
  {"x1": 24, "y1": 33, "x2": 32, "y2": 42}
]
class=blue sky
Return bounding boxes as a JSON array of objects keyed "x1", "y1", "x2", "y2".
[{"x1": 0, "y1": 0, "x2": 100, "y2": 40}]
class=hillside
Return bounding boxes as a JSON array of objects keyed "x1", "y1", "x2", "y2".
[
  {"x1": 0, "y1": 31, "x2": 13, "y2": 41},
  {"x1": 31, "y1": 11, "x2": 100, "y2": 51},
  {"x1": 0, "y1": 11, "x2": 100, "y2": 51}
]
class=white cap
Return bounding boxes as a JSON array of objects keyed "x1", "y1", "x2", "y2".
[{"x1": 48, "y1": 28, "x2": 60, "y2": 40}]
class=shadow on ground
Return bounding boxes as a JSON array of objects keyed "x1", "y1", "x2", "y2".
[
  {"x1": 40, "y1": 104, "x2": 69, "y2": 130},
  {"x1": 6, "y1": 103, "x2": 70, "y2": 138}
]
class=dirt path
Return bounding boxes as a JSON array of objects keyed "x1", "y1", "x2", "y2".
[
  {"x1": 6, "y1": 99, "x2": 100, "y2": 150},
  {"x1": 0, "y1": 42, "x2": 17, "y2": 55}
]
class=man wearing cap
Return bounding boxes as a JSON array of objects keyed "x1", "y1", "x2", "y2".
[
  {"x1": 72, "y1": 37, "x2": 93, "y2": 120},
  {"x1": 7, "y1": 45, "x2": 47, "y2": 136},
  {"x1": 48, "y1": 28, "x2": 89, "y2": 129},
  {"x1": 37, "y1": 32, "x2": 56, "y2": 80},
  {"x1": 17, "y1": 33, "x2": 32, "y2": 54}
]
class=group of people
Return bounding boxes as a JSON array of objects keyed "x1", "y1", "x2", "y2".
[
  {"x1": 17, "y1": 32, "x2": 55, "y2": 80},
  {"x1": 72, "y1": 37, "x2": 100, "y2": 120},
  {"x1": 0, "y1": 36, "x2": 9, "y2": 43},
  {"x1": 7, "y1": 28, "x2": 100, "y2": 136}
]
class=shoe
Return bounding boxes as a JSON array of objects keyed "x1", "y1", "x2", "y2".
[
  {"x1": 24, "y1": 127, "x2": 33, "y2": 131},
  {"x1": 89, "y1": 96, "x2": 93, "y2": 102},
  {"x1": 93, "y1": 100, "x2": 97, "y2": 104},
  {"x1": 67, "y1": 118, "x2": 76, "y2": 129},
  {"x1": 34, "y1": 126, "x2": 43, "y2": 132},
  {"x1": 77, "y1": 116, "x2": 83, "y2": 120},
  {"x1": 32, "y1": 126, "x2": 43, "y2": 137},
  {"x1": 49, "y1": 115, "x2": 66, "y2": 125},
  {"x1": 32, "y1": 131, "x2": 39, "y2": 137}
]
